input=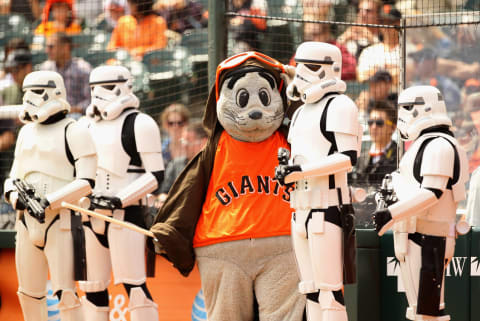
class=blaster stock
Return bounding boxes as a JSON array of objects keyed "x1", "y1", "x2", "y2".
[{"x1": 13, "y1": 179, "x2": 47, "y2": 223}]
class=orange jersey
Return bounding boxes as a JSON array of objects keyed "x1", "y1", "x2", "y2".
[
  {"x1": 193, "y1": 131, "x2": 293, "y2": 248},
  {"x1": 107, "y1": 14, "x2": 167, "y2": 58}
]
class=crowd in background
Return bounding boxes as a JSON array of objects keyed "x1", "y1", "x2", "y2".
[{"x1": 0, "y1": 0, "x2": 479, "y2": 228}]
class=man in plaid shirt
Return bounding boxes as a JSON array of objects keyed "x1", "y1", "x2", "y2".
[{"x1": 39, "y1": 32, "x2": 91, "y2": 117}]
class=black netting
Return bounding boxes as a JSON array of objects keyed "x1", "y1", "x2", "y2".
[{"x1": 0, "y1": 0, "x2": 479, "y2": 229}]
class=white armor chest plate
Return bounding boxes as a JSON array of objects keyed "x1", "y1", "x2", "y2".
[
  {"x1": 89, "y1": 110, "x2": 142, "y2": 196},
  {"x1": 394, "y1": 133, "x2": 465, "y2": 223},
  {"x1": 15, "y1": 118, "x2": 75, "y2": 196},
  {"x1": 288, "y1": 97, "x2": 349, "y2": 209},
  {"x1": 289, "y1": 99, "x2": 333, "y2": 165}
]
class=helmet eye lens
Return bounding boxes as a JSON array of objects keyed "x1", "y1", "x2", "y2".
[
  {"x1": 102, "y1": 85, "x2": 115, "y2": 90},
  {"x1": 304, "y1": 64, "x2": 321, "y2": 72},
  {"x1": 402, "y1": 104, "x2": 414, "y2": 111},
  {"x1": 31, "y1": 89, "x2": 45, "y2": 95}
]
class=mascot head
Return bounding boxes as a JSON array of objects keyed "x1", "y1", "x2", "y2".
[{"x1": 207, "y1": 51, "x2": 288, "y2": 142}]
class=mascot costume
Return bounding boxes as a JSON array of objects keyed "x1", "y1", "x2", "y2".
[
  {"x1": 275, "y1": 42, "x2": 362, "y2": 321},
  {"x1": 150, "y1": 52, "x2": 305, "y2": 321},
  {"x1": 374, "y1": 85, "x2": 469, "y2": 321},
  {"x1": 4, "y1": 71, "x2": 97, "y2": 321}
]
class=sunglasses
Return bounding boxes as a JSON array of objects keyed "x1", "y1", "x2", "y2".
[
  {"x1": 367, "y1": 119, "x2": 393, "y2": 127},
  {"x1": 215, "y1": 51, "x2": 285, "y2": 101},
  {"x1": 167, "y1": 120, "x2": 185, "y2": 127}
]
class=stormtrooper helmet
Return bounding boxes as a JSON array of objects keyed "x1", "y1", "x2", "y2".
[
  {"x1": 397, "y1": 85, "x2": 452, "y2": 141},
  {"x1": 286, "y1": 41, "x2": 346, "y2": 104},
  {"x1": 21, "y1": 71, "x2": 70, "y2": 123},
  {"x1": 87, "y1": 65, "x2": 139, "y2": 121}
]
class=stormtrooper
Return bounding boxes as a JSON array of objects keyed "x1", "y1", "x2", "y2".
[
  {"x1": 79, "y1": 65, "x2": 164, "y2": 321},
  {"x1": 373, "y1": 85, "x2": 469, "y2": 321},
  {"x1": 275, "y1": 42, "x2": 361, "y2": 321},
  {"x1": 3, "y1": 71, "x2": 97, "y2": 321}
]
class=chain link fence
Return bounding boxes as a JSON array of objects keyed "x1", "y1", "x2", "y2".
[{"x1": 0, "y1": 0, "x2": 479, "y2": 229}]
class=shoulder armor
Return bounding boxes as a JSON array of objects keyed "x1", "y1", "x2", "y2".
[
  {"x1": 420, "y1": 137, "x2": 455, "y2": 178},
  {"x1": 325, "y1": 95, "x2": 359, "y2": 136},
  {"x1": 134, "y1": 113, "x2": 162, "y2": 153},
  {"x1": 66, "y1": 120, "x2": 97, "y2": 160}
]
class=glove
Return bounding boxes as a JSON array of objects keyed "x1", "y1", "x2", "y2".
[
  {"x1": 373, "y1": 208, "x2": 393, "y2": 235},
  {"x1": 89, "y1": 195, "x2": 123, "y2": 211},
  {"x1": 274, "y1": 164, "x2": 301, "y2": 186},
  {"x1": 8, "y1": 191, "x2": 26, "y2": 211}
]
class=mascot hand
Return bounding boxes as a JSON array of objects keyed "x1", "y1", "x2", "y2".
[
  {"x1": 275, "y1": 164, "x2": 301, "y2": 186},
  {"x1": 373, "y1": 208, "x2": 393, "y2": 236}
]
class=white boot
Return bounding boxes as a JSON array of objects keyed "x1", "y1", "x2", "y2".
[
  {"x1": 57, "y1": 289, "x2": 83, "y2": 321},
  {"x1": 81, "y1": 296, "x2": 110, "y2": 321},
  {"x1": 128, "y1": 287, "x2": 159, "y2": 321}
]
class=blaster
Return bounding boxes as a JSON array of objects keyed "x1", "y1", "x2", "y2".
[
  {"x1": 277, "y1": 147, "x2": 290, "y2": 166},
  {"x1": 13, "y1": 179, "x2": 48, "y2": 223},
  {"x1": 87, "y1": 194, "x2": 122, "y2": 211},
  {"x1": 375, "y1": 174, "x2": 397, "y2": 211}
]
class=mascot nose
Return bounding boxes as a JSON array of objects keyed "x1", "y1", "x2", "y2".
[{"x1": 248, "y1": 111, "x2": 262, "y2": 120}]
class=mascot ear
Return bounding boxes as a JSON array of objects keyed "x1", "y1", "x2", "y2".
[{"x1": 281, "y1": 65, "x2": 296, "y2": 89}]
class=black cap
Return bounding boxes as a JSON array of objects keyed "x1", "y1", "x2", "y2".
[
  {"x1": 4, "y1": 49, "x2": 32, "y2": 69},
  {"x1": 368, "y1": 70, "x2": 393, "y2": 83},
  {"x1": 382, "y1": 7, "x2": 402, "y2": 21},
  {"x1": 409, "y1": 47, "x2": 437, "y2": 62}
]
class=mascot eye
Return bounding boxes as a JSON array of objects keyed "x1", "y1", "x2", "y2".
[
  {"x1": 258, "y1": 88, "x2": 271, "y2": 106},
  {"x1": 236, "y1": 89, "x2": 249, "y2": 108}
]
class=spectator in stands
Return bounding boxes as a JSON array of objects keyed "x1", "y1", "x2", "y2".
[
  {"x1": 408, "y1": 47, "x2": 462, "y2": 112},
  {"x1": 464, "y1": 78, "x2": 480, "y2": 113},
  {"x1": 0, "y1": 49, "x2": 32, "y2": 106},
  {"x1": 160, "y1": 103, "x2": 190, "y2": 165},
  {"x1": 159, "y1": 120, "x2": 207, "y2": 195},
  {"x1": 35, "y1": 0, "x2": 82, "y2": 36},
  {"x1": 7, "y1": 0, "x2": 41, "y2": 22},
  {"x1": 74, "y1": 0, "x2": 104, "y2": 26},
  {"x1": 0, "y1": 49, "x2": 29, "y2": 220},
  {"x1": 355, "y1": 69, "x2": 397, "y2": 119},
  {"x1": 350, "y1": 99, "x2": 397, "y2": 226},
  {"x1": 228, "y1": 0, "x2": 267, "y2": 53},
  {"x1": 337, "y1": 0, "x2": 382, "y2": 59},
  {"x1": 356, "y1": 7, "x2": 401, "y2": 85},
  {"x1": 352, "y1": 100, "x2": 398, "y2": 187},
  {"x1": 108, "y1": 0, "x2": 168, "y2": 59},
  {"x1": 290, "y1": 0, "x2": 356, "y2": 80},
  {"x1": 39, "y1": 32, "x2": 91, "y2": 116},
  {"x1": 0, "y1": 38, "x2": 29, "y2": 90},
  {"x1": 94, "y1": 0, "x2": 128, "y2": 32},
  {"x1": 154, "y1": 0, "x2": 208, "y2": 34}
]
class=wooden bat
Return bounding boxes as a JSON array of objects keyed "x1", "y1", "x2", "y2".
[{"x1": 61, "y1": 201, "x2": 157, "y2": 240}]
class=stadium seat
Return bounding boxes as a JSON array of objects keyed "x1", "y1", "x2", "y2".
[
  {"x1": 180, "y1": 28, "x2": 209, "y2": 102},
  {"x1": 141, "y1": 47, "x2": 192, "y2": 114},
  {"x1": 71, "y1": 33, "x2": 95, "y2": 58},
  {"x1": 31, "y1": 51, "x2": 48, "y2": 67},
  {"x1": 83, "y1": 49, "x2": 131, "y2": 68}
]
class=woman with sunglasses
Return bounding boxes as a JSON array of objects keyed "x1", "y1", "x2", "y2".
[{"x1": 159, "y1": 103, "x2": 190, "y2": 165}]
